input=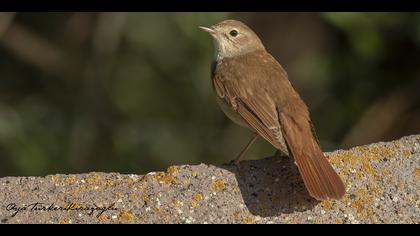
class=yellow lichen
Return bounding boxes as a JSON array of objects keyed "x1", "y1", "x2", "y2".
[
  {"x1": 172, "y1": 199, "x2": 182, "y2": 207},
  {"x1": 382, "y1": 168, "x2": 391, "y2": 176},
  {"x1": 403, "y1": 149, "x2": 411, "y2": 157},
  {"x1": 192, "y1": 192, "x2": 203, "y2": 202},
  {"x1": 86, "y1": 175, "x2": 101, "y2": 185},
  {"x1": 350, "y1": 199, "x2": 365, "y2": 214},
  {"x1": 103, "y1": 178, "x2": 116, "y2": 188},
  {"x1": 362, "y1": 145, "x2": 396, "y2": 160},
  {"x1": 118, "y1": 210, "x2": 135, "y2": 223},
  {"x1": 97, "y1": 213, "x2": 109, "y2": 222},
  {"x1": 243, "y1": 217, "x2": 254, "y2": 224},
  {"x1": 415, "y1": 168, "x2": 420, "y2": 180},
  {"x1": 124, "y1": 176, "x2": 136, "y2": 185},
  {"x1": 66, "y1": 176, "x2": 76, "y2": 184},
  {"x1": 329, "y1": 143, "x2": 395, "y2": 185},
  {"x1": 58, "y1": 218, "x2": 71, "y2": 224},
  {"x1": 335, "y1": 144, "x2": 396, "y2": 164},
  {"x1": 328, "y1": 151, "x2": 357, "y2": 167},
  {"x1": 211, "y1": 180, "x2": 225, "y2": 191},
  {"x1": 129, "y1": 193, "x2": 138, "y2": 200},
  {"x1": 191, "y1": 192, "x2": 203, "y2": 208},
  {"x1": 167, "y1": 166, "x2": 179, "y2": 175},
  {"x1": 362, "y1": 160, "x2": 380, "y2": 180},
  {"x1": 140, "y1": 170, "x2": 176, "y2": 186},
  {"x1": 320, "y1": 200, "x2": 335, "y2": 210},
  {"x1": 344, "y1": 187, "x2": 377, "y2": 222}
]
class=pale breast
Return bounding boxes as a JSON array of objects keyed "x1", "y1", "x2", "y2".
[{"x1": 214, "y1": 92, "x2": 251, "y2": 129}]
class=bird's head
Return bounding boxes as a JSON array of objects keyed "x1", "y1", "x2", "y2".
[{"x1": 200, "y1": 20, "x2": 265, "y2": 60}]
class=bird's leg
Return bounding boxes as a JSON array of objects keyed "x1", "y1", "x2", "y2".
[{"x1": 234, "y1": 133, "x2": 258, "y2": 165}]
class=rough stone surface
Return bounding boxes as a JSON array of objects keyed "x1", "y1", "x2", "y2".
[{"x1": 1, "y1": 135, "x2": 419, "y2": 224}]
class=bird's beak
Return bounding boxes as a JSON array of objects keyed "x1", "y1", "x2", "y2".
[{"x1": 199, "y1": 26, "x2": 216, "y2": 35}]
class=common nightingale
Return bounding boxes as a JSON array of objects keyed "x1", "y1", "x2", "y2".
[{"x1": 200, "y1": 20, "x2": 345, "y2": 200}]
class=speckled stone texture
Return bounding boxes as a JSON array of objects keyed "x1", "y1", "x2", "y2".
[{"x1": 1, "y1": 135, "x2": 419, "y2": 224}]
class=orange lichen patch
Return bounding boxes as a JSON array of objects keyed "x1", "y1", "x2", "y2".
[
  {"x1": 328, "y1": 151, "x2": 358, "y2": 167},
  {"x1": 382, "y1": 168, "x2": 391, "y2": 176},
  {"x1": 191, "y1": 192, "x2": 203, "y2": 208},
  {"x1": 65, "y1": 176, "x2": 76, "y2": 184},
  {"x1": 58, "y1": 218, "x2": 71, "y2": 224},
  {"x1": 140, "y1": 169, "x2": 177, "y2": 186},
  {"x1": 211, "y1": 180, "x2": 225, "y2": 191},
  {"x1": 394, "y1": 142, "x2": 404, "y2": 149},
  {"x1": 68, "y1": 184, "x2": 89, "y2": 198},
  {"x1": 243, "y1": 216, "x2": 254, "y2": 224},
  {"x1": 353, "y1": 145, "x2": 395, "y2": 160},
  {"x1": 172, "y1": 199, "x2": 183, "y2": 208},
  {"x1": 155, "y1": 172, "x2": 176, "y2": 185},
  {"x1": 335, "y1": 218, "x2": 342, "y2": 224},
  {"x1": 403, "y1": 149, "x2": 411, "y2": 157},
  {"x1": 361, "y1": 160, "x2": 380, "y2": 180},
  {"x1": 102, "y1": 177, "x2": 117, "y2": 188},
  {"x1": 68, "y1": 187, "x2": 80, "y2": 198},
  {"x1": 97, "y1": 213, "x2": 109, "y2": 222},
  {"x1": 320, "y1": 200, "x2": 335, "y2": 210},
  {"x1": 329, "y1": 143, "x2": 396, "y2": 184},
  {"x1": 86, "y1": 175, "x2": 102, "y2": 185},
  {"x1": 167, "y1": 166, "x2": 179, "y2": 175},
  {"x1": 415, "y1": 168, "x2": 420, "y2": 180},
  {"x1": 350, "y1": 199, "x2": 365, "y2": 214},
  {"x1": 344, "y1": 187, "x2": 376, "y2": 222},
  {"x1": 329, "y1": 144, "x2": 396, "y2": 167},
  {"x1": 368, "y1": 179, "x2": 383, "y2": 195},
  {"x1": 137, "y1": 166, "x2": 179, "y2": 186},
  {"x1": 192, "y1": 192, "x2": 203, "y2": 202},
  {"x1": 190, "y1": 201, "x2": 198, "y2": 209},
  {"x1": 123, "y1": 176, "x2": 136, "y2": 185},
  {"x1": 118, "y1": 209, "x2": 135, "y2": 223}
]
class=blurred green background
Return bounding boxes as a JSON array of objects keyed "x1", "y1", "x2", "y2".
[{"x1": 0, "y1": 12, "x2": 419, "y2": 177}]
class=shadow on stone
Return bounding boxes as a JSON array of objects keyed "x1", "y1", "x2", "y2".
[{"x1": 221, "y1": 156, "x2": 319, "y2": 217}]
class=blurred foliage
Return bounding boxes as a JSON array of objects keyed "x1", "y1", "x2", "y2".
[{"x1": 0, "y1": 13, "x2": 419, "y2": 176}]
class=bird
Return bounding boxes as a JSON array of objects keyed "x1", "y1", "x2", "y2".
[{"x1": 200, "y1": 19, "x2": 345, "y2": 200}]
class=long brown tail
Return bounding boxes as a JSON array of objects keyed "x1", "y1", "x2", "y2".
[{"x1": 279, "y1": 113, "x2": 345, "y2": 200}]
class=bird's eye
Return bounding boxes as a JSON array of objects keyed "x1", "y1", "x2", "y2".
[{"x1": 229, "y1": 30, "x2": 238, "y2": 37}]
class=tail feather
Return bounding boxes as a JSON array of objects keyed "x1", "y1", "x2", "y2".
[{"x1": 279, "y1": 113, "x2": 345, "y2": 200}]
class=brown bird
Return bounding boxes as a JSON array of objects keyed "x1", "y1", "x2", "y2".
[{"x1": 200, "y1": 20, "x2": 345, "y2": 200}]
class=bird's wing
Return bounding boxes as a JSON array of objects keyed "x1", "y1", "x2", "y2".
[{"x1": 212, "y1": 55, "x2": 287, "y2": 151}]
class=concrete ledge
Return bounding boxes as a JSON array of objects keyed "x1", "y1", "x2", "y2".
[{"x1": 1, "y1": 135, "x2": 419, "y2": 224}]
